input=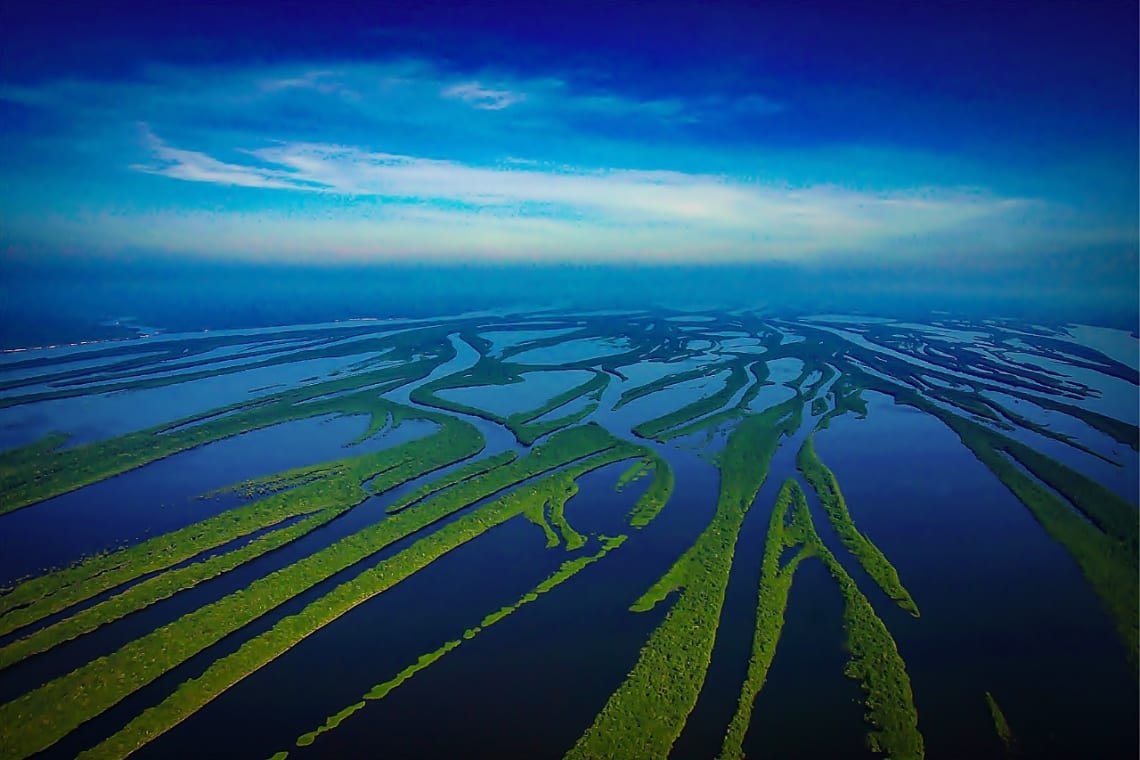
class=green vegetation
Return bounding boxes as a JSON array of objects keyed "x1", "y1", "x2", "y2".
[
  {"x1": 722, "y1": 476, "x2": 923, "y2": 759},
  {"x1": 386, "y1": 450, "x2": 518, "y2": 512},
  {"x1": 619, "y1": 453, "x2": 675, "y2": 528},
  {"x1": 633, "y1": 361, "x2": 750, "y2": 441},
  {"x1": 75, "y1": 450, "x2": 639, "y2": 760},
  {"x1": 851, "y1": 369, "x2": 1139, "y2": 666},
  {"x1": 818, "y1": 533, "x2": 924, "y2": 758},
  {"x1": 288, "y1": 535, "x2": 627, "y2": 754},
  {"x1": 0, "y1": 425, "x2": 620, "y2": 760},
  {"x1": 0, "y1": 359, "x2": 435, "y2": 516},
  {"x1": 567, "y1": 398, "x2": 801, "y2": 759},
  {"x1": 613, "y1": 364, "x2": 726, "y2": 410},
  {"x1": 797, "y1": 436, "x2": 920, "y2": 617},
  {"x1": 409, "y1": 359, "x2": 610, "y2": 445},
  {"x1": 720, "y1": 479, "x2": 815, "y2": 760},
  {"x1": 984, "y1": 691, "x2": 1015, "y2": 753},
  {"x1": 0, "y1": 408, "x2": 477, "y2": 640},
  {"x1": 811, "y1": 396, "x2": 829, "y2": 416}
]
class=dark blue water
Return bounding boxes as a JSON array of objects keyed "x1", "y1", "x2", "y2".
[
  {"x1": 813, "y1": 393, "x2": 1137, "y2": 759},
  {"x1": 0, "y1": 414, "x2": 434, "y2": 586}
]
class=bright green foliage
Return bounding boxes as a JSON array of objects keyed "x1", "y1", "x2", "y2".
[
  {"x1": 387, "y1": 450, "x2": 518, "y2": 512},
  {"x1": 613, "y1": 364, "x2": 726, "y2": 410},
  {"x1": 797, "y1": 435, "x2": 920, "y2": 617},
  {"x1": 723, "y1": 475, "x2": 923, "y2": 759},
  {"x1": 865, "y1": 379, "x2": 1139, "y2": 666},
  {"x1": 567, "y1": 398, "x2": 801, "y2": 759},
  {"x1": 410, "y1": 360, "x2": 609, "y2": 445},
  {"x1": 0, "y1": 407, "x2": 475, "y2": 639},
  {"x1": 817, "y1": 534, "x2": 924, "y2": 758},
  {"x1": 624, "y1": 454, "x2": 675, "y2": 528},
  {"x1": 0, "y1": 358, "x2": 438, "y2": 515},
  {"x1": 0, "y1": 425, "x2": 620, "y2": 760},
  {"x1": 633, "y1": 361, "x2": 751, "y2": 441},
  {"x1": 285, "y1": 534, "x2": 627, "y2": 754},
  {"x1": 720, "y1": 479, "x2": 815, "y2": 760},
  {"x1": 77, "y1": 450, "x2": 638, "y2": 760}
]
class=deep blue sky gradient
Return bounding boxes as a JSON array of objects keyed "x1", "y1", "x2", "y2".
[{"x1": 1, "y1": 0, "x2": 1136, "y2": 321}]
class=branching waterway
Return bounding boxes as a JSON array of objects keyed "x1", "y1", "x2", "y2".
[{"x1": 0, "y1": 309, "x2": 1136, "y2": 759}]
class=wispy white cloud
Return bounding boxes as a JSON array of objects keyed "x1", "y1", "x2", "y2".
[
  {"x1": 112, "y1": 128, "x2": 1068, "y2": 263},
  {"x1": 1, "y1": 56, "x2": 1128, "y2": 266},
  {"x1": 441, "y1": 81, "x2": 525, "y2": 110}
]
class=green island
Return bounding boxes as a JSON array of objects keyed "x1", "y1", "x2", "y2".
[
  {"x1": 797, "y1": 435, "x2": 920, "y2": 617},
  {"x1": 566, "y1": 396, "x2": 802, "y2": 759},
  {"x1": 385, "y1": 450, "x2": 519, "y2": 512},
  {"x1": 0, "y1": 309, "x2": 1135, "y2": 759},
  {"x1": 719, "y1": 479, "x2": 816, "y2": 760},
  {"x1": 75, "y1": 443, "x2": 644, "y2": 760},
  {"x1": 0, "y1": 403, "x2": 478, "y2": 640},
  {"x1": 721, "y1": 477, "x2": 923, "y2": 759},
  {"x1": 0, "y1": 423, "x2": 623, "y2": 760},
  {"x1": 613, "y1": 453, "x2": 675, "y2": 528},
  {"x1": 289, "y1": 534, "x2": 628, "y2": 754},
  {"x1": 409, "y1": 358, "x2": 610, "y2": 445},
  {"x1": 632, "y1": 360, "x2": 751, "y2": 441},
  {"x1": 850, "y1": 371, "x2": 1139, "y2": 665}
]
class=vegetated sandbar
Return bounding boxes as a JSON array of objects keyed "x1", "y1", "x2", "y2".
[
  {"x1": 850, "y1": 369, "x2": 1139, "y2": 666},
  {"x1": 566, "y1": 396, "x2": 802, "y2": 759},
  {"x1": 0, "y1": 410, "x2": 487, "y2": 669},
  {"x1": 722, "y1": 471, "x2": 923, "y2": 759},
  {"x1": 719, "y1": 479, "x2": 817, "y2": 760},
  {"x1": 797, "y1": 435, "x2": 920, "y2": 617},
  {"x1": 0, "y1": 398, "x2": 473, "y2": 632},
  {"x1": 76, "y1": 438, "x2": 647, "y2": 760},
  {"x1": 289, "y1": 532, "x2": 631, "y2": 752},
  {"x1": 0, "y1": 424, "x2": 620, "y2": 760},
  {"x1": 0, "y1": 355, "x2": 439, "y2": 515}
]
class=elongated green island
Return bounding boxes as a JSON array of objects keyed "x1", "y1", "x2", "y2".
[{"x1": 0, "y1": 308, "x2": 1134, "y2": 760}]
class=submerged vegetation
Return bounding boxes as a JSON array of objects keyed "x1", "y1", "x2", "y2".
[
  {"x1": 984, "y1": 691, "x2": 1016, "y2": 753},
  {"x1": 0, "y1": 309, "x2": 1134, "y2": 758}
]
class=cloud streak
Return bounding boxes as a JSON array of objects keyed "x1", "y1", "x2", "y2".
[{"x1": 1, "y1": 56, "x2": 1131, "y2": 266}]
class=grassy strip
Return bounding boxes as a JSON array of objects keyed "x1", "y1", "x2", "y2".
[
  {"x1": 514, "y1": 403, "x2": 601, "y2": 446},
  {"x1": 816, "y1": 529, "x2": 924, "y2": 757},
  {"x1": 0, "y1": 426, "x2": 618, "y2": 760},
  {"x1": 615, "y1": 458, "x2": 651, "y2": 491},
  {"x1": 997, "y1": 435, "x2": 1137, "y2": 555},
  {"x1": 633, "y1": 362, "x2": 750, "y2": 442},
  {"x1": 984, "y1": 691, "x2": 1015, "y2": 752},
  {"x1": 386, "y1": 451, "x2": 518, "y2": 513},
  {"x1": 566, "y1": 398, "x2": 801, "y2": 759},
  {"x1": 0, "y1": 409, "x2": 471, "y2": 633},
  {"x1": 797, "y1": 436, "x2": 920, "y2": 617},
  {"x1": 548, "y1": 483, "x2": 586, "y2": 550},
  {"x1": 811, "y1": 396, "x2": 828, "y2": 416},
  {"x1": 873, "y1": 381, "x2": 1139, "y2": 666},
  {"x1": 0, "y1": 357, "x2": 437, "y2": 516},
  {"x1": 76, "y1": 452, "x2": 639, "y2": 760},
  {"x1": 719, "y1": 479, "x2": 815, "y2": 760},
  {"x1": 410, "y1": 361, "x2": 609, "y2": 445},
  {"x1": 290, "y1": 535, "x2": 627, "y2": 752},
  {"x1": 646, "y1": 360, "x2": 772, "y2": 442},
  {"x1": 0, "y1": 511, "x2": 330, "y2": 670},
  {"x1": 507, "y1": 370, "x2": 608, "y2": 427},
  {"x1": 613, "y1": 365, "x2": 724, "y2": 411},
  {"x1": 625, "y1": 454, "x2": 675, "y2": 529}
]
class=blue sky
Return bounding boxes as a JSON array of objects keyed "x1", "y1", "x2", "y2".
[{"x1": 1, "y1": 0, "x2": 1136, "y2": 282}]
